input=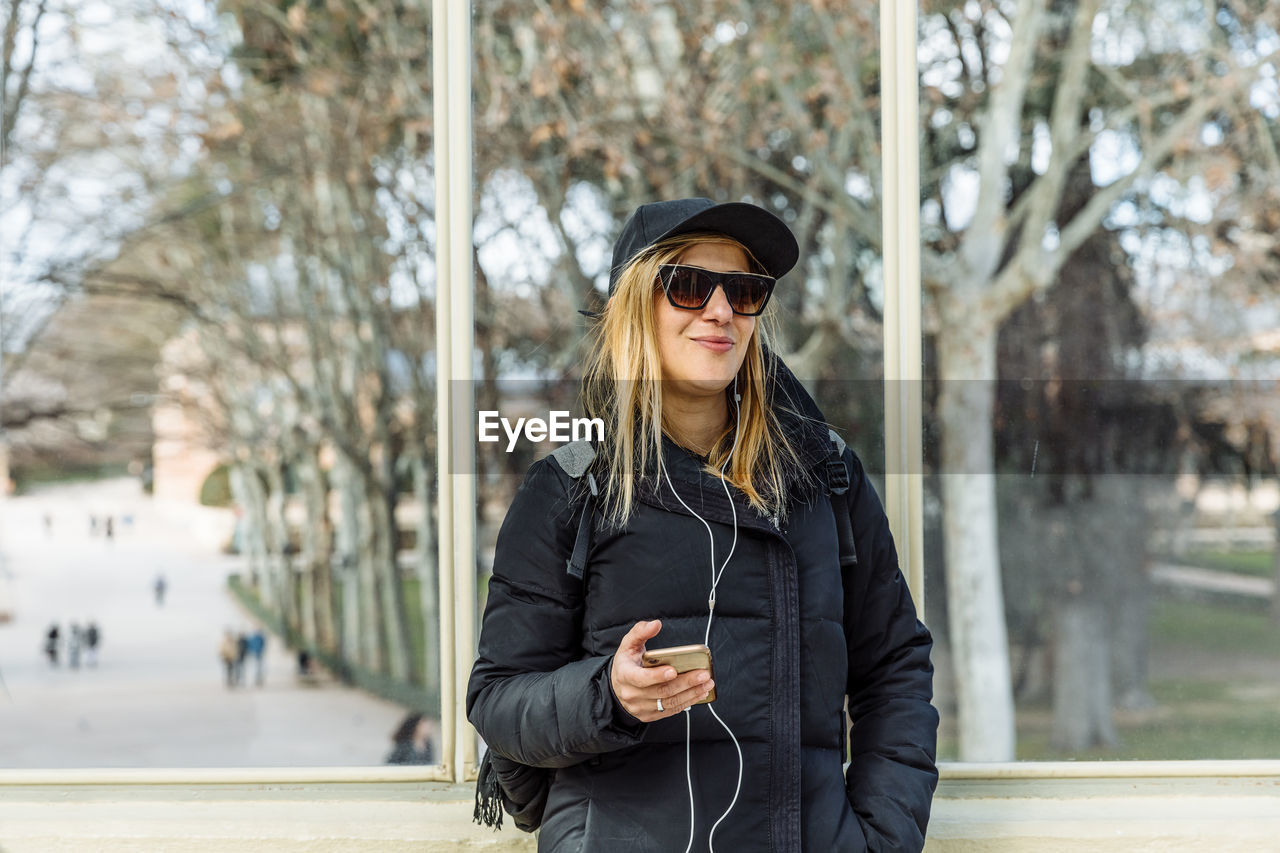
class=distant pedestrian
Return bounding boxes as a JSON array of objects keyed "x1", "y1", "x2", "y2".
[
  {"x1": 42, "y1": 513, "x2": 53, "y2": 536},
  {"x1": 246, "y1": 629, "x2": 266, "y2": 686},
  {"x1": 44, "y1": 624, "x2": 60, "y2": 666},
  {"x1": 85, "y1": 622, "x2": 101, "y2": 667},
  {"x1": 68, "y1": 623, "x2": 82, "y2": 670},
  {"x1": 89, "y1": 515, "x2": 98, "y2": 536},
  {"x1": 219, "y1": 630, "x2": 238, "y2": 688},
  {"x1": 104, "y1": 516, "x2": 114, "y2": 541},
  {"x1": 235, "y1": 632, "x2": 250, "y2": 685},
  {"x1": 385, "y1": 712, "x2": 437, "y2": 765},
  {"x1": 153, "y1": 574, "x2": 167, "y2": 607}
]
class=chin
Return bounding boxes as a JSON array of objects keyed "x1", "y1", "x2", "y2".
[{"x1": 673, "y1": 375, "x2": 734, "y2": 396}]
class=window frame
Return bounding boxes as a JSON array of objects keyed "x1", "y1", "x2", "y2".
[{"x1": 13, "y1": 0, "x2": 1248, "y2": 790}]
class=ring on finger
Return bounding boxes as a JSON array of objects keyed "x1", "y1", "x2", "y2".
[{"x1": 656, "y1": 698, "x2": 664, "y2": 712}]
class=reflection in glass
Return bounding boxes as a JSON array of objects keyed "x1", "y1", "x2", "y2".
[
  {"x1": 918, "y1": 0, "x2": 1280, "y2": 761},
  {"x1": 0, "y1": 0, "x2": 440, "y2": 767}
]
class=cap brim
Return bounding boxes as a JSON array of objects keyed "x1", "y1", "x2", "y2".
[{"x1": 655, "y1": 202, "x2": 799, "y2": 279}]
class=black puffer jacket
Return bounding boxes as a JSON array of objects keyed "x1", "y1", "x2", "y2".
[{"x1": 467, "y1": 364, "x2": 938, "y2": 852}]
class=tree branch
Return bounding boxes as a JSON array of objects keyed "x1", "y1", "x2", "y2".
[
  {"x1": 963, "y1": 0, "x2": 1047, "y2": 280},
  {"x1": 718, "y1": 144, "x2": 881, "y2": 250},
  {"x1": 1013, "y1": 0, "x2": 1099, "y2": 263},
  {"x1": 2, "y1": 0, "x2": 48, "y2": 152}
]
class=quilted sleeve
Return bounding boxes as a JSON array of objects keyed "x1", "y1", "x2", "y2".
[{"x1": 467, "y1": 457, "x2": 643, "y2": 768}]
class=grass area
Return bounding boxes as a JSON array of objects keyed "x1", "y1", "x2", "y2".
[
  {"x1": 1164, "y1": 548, "x2": 1277, "y2": 579},
  {"x1": 1013, "y1": 694, "x2": 1280, "y2": 760},
  {"x1": 1149, "y1": 596, "x2": 1280, "y2": 656},
  {"x1": 13, "y1": 463, "x2": 134, "y2": 494}
]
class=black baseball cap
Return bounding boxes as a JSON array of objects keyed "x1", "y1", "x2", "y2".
[{"x1": 607, "y1": 198, "x2": 799, "y2": 295}]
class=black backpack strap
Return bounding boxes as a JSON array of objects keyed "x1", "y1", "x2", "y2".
[
  {"x1": 826, "y1": 429, "x2": 858, "y2": 568},
  {"x1": 566, "y1": 472, "x2": 598, "y2": 580},
  {"x1": 550, "y1": 441, "x2": 599, "y2": 580}
]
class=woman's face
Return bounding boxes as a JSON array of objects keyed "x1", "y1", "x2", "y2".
[{"x1": 653, "y1": 241, "x2": 756, "y2": 403}]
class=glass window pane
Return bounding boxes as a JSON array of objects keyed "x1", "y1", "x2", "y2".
[
  {"x1": 469, "y1": 0, "x2": 888, "y2": 510},
  {"x1": 468, "y1": 0, "x2": 889, "y2": 778},
  {"x1": 0, "y1": 0, "x2": 440, "y2": 768},
  {"x1": 467, "y1": 14, "x2": 890, "y2": 515},
  {"x1": 920, "y1": 0, "x2": 1280, "y2": 761}
]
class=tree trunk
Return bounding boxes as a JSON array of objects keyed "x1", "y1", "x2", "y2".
[
  {"x1": 294, "y1": 465, "x2": 319, "y2": 650},
  {"x1": 936, "y1": 321, "x2": 1017, "y2": 761},
  {"x1": 412, "y1": 452, "x2": 440, "y2": 703},
  {"x1": 1112, "y1": 480, "x2": 1155, "y2": 711},
  {"x1": 367, "y1": 472, "x2": 411, "y2": 683},
  {"x1": 333, "y1": 454, "x2": 377, "y2": 669},
  {"x1": 264, "y1": 464, "x2": 295, "y2": 637},
  {"x1": 297, "y1": 445, "x2": 332, "y2": 650},
  {"x1": 327, "y1": 452, "x2": 361, "y2": 665},
  {"x1": 1052, "y1": 597, "x2": 1118, "y2": 751},
  {"x1": 230, "y1": 464, "x2": 272, "y2": 607},
  {"x1": 339, "y1": 557, "x2": 360, "y2": 670},
  {"x1": 1111, "y1": 571, "x2": 1154, "y2": 711},
  {"x1": 354, "y1": 481, "x2": 383, "y2": 672}
]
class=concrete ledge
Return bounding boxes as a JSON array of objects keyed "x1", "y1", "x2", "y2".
[
  {"x1": 0, "y1": 776, "x2": 536, "y2": 853},
  {"x1": 0, "y1": 763, "x2": 1277, "y2": 852},
  {"x1": 929, "y1": 762, "x2": 1280, "y2": 852}
]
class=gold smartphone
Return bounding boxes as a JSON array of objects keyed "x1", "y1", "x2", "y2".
[{"x1": 641, "y1": 643, "x2": 716, "y2": 704}]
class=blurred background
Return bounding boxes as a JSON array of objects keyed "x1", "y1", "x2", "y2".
[{"x1": 2, "y1": 0, "x2": 1279, "y2": 767}]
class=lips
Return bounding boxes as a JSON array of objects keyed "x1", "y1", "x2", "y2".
[{"x1": 692, "y1": 336, "x2": 734, "y2": 353}]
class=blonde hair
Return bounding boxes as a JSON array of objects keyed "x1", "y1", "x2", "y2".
[{"x1": 580, "y1": 232, "x2": 807, "y2": 525}]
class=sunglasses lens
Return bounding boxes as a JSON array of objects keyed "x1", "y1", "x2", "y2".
[
  {"x1": 665, "y1": 267, "x2": 714, "y2": 309},
  {"x1": 725, "y1": 275, "x2": 771, "y2": 315},
  {"x1": 660, "y1": 266, "x2": 774, "y2": 315}
]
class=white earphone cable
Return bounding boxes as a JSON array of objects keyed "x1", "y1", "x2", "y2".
[
  {"x1": 705, "y1": 702, "x2": 744, "y2": 850},
  {"x1": 660, "y1": 376, "x2": 745, "y2": 853},
  {"x1": 683, "y1": 708, "x2": 695, "y2": 853}
]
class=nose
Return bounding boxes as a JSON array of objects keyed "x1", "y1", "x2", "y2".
[{"x1": 700, "y1": 284, "x2": 733, "y2": 323}]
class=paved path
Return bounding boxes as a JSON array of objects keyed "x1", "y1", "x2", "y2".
[
  {"x1": 1150, "y1": 562, "x2": 1276, "y2": 601},
  {"x1": 0, "y1": 479, "x2": 413, "y2": 769}
]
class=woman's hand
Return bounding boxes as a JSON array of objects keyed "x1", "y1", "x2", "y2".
[{"x1": 610, "y1": 620, "x2": 714, "y2": 723}]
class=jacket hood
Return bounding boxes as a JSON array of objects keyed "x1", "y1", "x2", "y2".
[{"x1": 761, "y1": 348, "x2": 837, "y2": 472}]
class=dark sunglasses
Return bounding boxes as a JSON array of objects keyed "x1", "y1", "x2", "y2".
[{"x1": 657, "y1": 264, "x2": 776, "y2": 316}]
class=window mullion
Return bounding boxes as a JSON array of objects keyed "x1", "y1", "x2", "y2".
[{"x1": 879, "y1": 0, "x2": 925, "y2": 607}]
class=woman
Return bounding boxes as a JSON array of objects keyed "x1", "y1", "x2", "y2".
[{"x1": 468, "y1": 198, "x2": 938, "y2": 852}]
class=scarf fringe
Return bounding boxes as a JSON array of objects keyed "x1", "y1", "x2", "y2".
[{"x1": 473, "y1": 750, "x2": 505, "y2": 830}]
